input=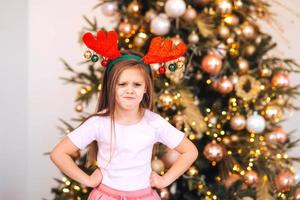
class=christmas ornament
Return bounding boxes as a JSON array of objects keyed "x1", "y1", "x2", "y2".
[
  {"x1": 151, "y1": 158, "x2": 165, "y2": 174},
  {"x1": 101, "y1": 58, "x2": 109, "y2": 67},
  {"x1": 188, "y1": 31, "x2": 199, "y2": 44},
  {"x1": 217, "y1": 76, "x2": 233, "y2": 94},
  {"x1": 259, "y1": 67, "x2": 272, "y2": 77},
  {"x1": 186, "y1": 166, "x2": 199, "y2": 176},
  {"x1": 159, "y1": 188, "x2": 170, "y2": 200},
  {"x1": 118, "y1": 20, "x2": 133, "y2": 37},
  {"x1": 243, "y1": 170, "x2": 258, "y2": 186},
  {"x1": 101, "y1": 2, "x2": 118, "y2": 17},
  {"x1": 246, "y1": 112, "x2": 266, "y2": 134},
  {"x1": 216, "y1": 0, "x2": 233, "y2": 14},
  {"x1": 266, "y1": 127, "x2": 288, "y2": 144},
  {"x1": 234, "y1": 0, "x2": 243, "y2": 10},
  {"x1": 237, "y1": 58, "x2": 249, "y2": 75},
  {"x1": 235, "y1": 75, "x2": 261, "y2": 101},
  {"x1": 183, "y1": 6, "x2": 197, "y2": 22},
  {"x1": 263, "y1": 105, "x2": 283, "y2": 122},
  {"x1": 75, "y1": 103, "x2": 83, "y2": 112},
  {"x1": 134, "y1": 32, "x2": 148, "y2": 48},
  {"x1": 162, "y1": 148, "x2": 180, "y2": 169},
  {"x1": 159, "y1": 91, "x2": 174, "y2": 109},
  {"x1": 223, "y1": 14, "x2": 240, "y2": 26},
  {"x1": 294, "y1": 188, "x2": 300, "y2": 200},
  {"x1": 145, "y1": 9, "x2": 157, "y2": 22},
  {"x1": 165, "y1": 57, "x2": 186, "y2": 84},
  {"x1": 218, "y1": 24, "x2": 230, "y2": 39},
  {"x1": 150, "y1": 14, "x2": 171, "y2": 36},
  {"x1": 230, "y1": 115, "x2": 246, "y2": 131},
  {"x1": 228, "y1": 42, "x2": 240, "y2": 57},
  {"x1": 164, "y1": 0, "x2": 186, "y2": 18},
  {"x1": 241, "y1": 22, "x2": 256, "y2": 39},
  {"x1": 275, "y1": 171, "x2": 295, "y2": 192},
  {"x1": 91, "y1": 54, "x2": 99, "y2": 62},
  {"x1": 128, "y1": 0, "x2": 142, "y2": 16},
  {"x1": 230, "y1": 73, "x2": 239, "y2": 85},
  {"x1": 271, "y1": 71, "x2": 289, "y2": 88},
  {"x1": 159, "y1": 66, "x2": 166, "y2": 74},
  {"x1": 244, "y1": 44, "x2": 256, "y2": 57},
  {"x1": 150, "y1": 63, "x2": 162, "y2": 71},
  {"x1": 201, "y1": 53, "x2": 223, "y2": 75},
  {"x1": 203, "y1": 141, "x2": 224, "y2": 162},
  {"x1": 83, "y1": 50, "x2": 92, "y2": 59}
]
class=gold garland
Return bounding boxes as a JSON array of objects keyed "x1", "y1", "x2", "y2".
[{"x1": 235, "y1": 75, "x2": 261, "y2": 101}]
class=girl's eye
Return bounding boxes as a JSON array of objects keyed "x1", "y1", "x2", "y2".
[
  {"x1": 134, "y1": 83, "x2": 142, "y2": 86},
  {"x1": 118, "y1": 83, "x2": 126, "y2": 86}
]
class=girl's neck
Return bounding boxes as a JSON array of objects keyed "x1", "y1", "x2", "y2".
[{"x1": 114, "y1": 107, "x2": 145, "y2": 125}]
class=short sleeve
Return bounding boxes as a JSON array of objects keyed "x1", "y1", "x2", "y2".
[
  {"x1": 155, "y1": 115, "x2": 185, "y2": 149},
  {"x1": 67, "y1": 116, "x2": 101, "y2": 150}
]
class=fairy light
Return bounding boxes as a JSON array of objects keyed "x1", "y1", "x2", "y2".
[
  {"x1": 227, "y1": 150, "x2": 232, "y2": 155},
  {"x1": 164, "y1": 82, "x2": 169, "y2": 87},
  {"x1": 216, "y1": 124, "x2": 222, "y2": 129},
  {"x1": 206, "y1": 108, "x2": 211, "y2": 113},
  {"x1": 128, "y1": 44, "x2": 133, "y2": 48},
  {"x1": 221, "y1": 111, "x2": 227, "y2": 115},
  {"x1": 189, "y1": 134, "x2": 196, "y2": 140},
  {"x1": 217, "y1": 137, "x2": 222, "y2": 142},
  {"x1": 206, "y1": 79, "x2": 212, "y2": 84},
  {"x1": 212, "y1": 195, "x2": 218, "y2": 200},
  {"x1": 125, "y1": 38, "x2": 130, "y2": 43},
  {"x1": 62, "y1": 188, "x2": 70, "y2": 193},
  {"x1": 213, "y1": 133, "x2": 218, "y2": 138},
  {"x1": 276, "y1": 154, "x2": 282, "y2": 159},
  {"x1": 238, "y1": 149, "x2": 242, "y2": 154},
  {"x1": 240, "y1": 170, "x2": 245, "y2": 176},
  {"x1": 62, "y1": 177, "x2": 68, "y2": 182},
  {"x1": 212, "y1": 161, "x2": 217, "y2": 166},
  {"x1": 80, "y1": 88, "x2": 87, "y2": 95},
  {"x1": 74, "y1": 185, "x2": 80, "y2": 191},
  {"x1": 98, "y1": 83, "x2": 102, "y2": 91},
  {"x1": 220, "y1": 130, "x2": 225, "y2": 135},
  {"x1": 65, "y1": 181, "x2": 71, "y2": 186}
]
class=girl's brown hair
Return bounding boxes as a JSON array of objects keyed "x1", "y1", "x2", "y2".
[{"x1": 79, "y1": 50, "x2": 154, "y2": 166}]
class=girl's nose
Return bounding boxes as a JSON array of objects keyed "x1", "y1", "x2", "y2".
[{"x1": 126, "y1": 86, "x2": 134, "y2": 94}]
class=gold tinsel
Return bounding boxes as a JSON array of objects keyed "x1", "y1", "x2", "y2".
[{"x1": 235, "y1": 75, "x2": 261, "y2": 101}]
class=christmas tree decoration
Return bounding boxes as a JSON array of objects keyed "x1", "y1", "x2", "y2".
[
  {"x1": 164, "y1": 0, "x2": 186, "y2": 18},
  {"x1": 75, "y1": 103, "x2": 83, "y2": 112},
  {"x1": 183, "y1": 6, "x2": 197, "y2": 22},
  {"x1": 215, "y1": 0, "x2": 233, "y2": 14},
  {"x1": 201, "y1": 53, "x2": 223, "y2": 75},
  {"x1": 275, "y1": 171, "x2": 295, "y2": 192},
  {"x1": 133, "y1": 32, "x2": 148, "y2": 48},
  {"x1": 203, "y1": 141, "x2": 224, "y2": 162},
  {"x1": 243, "y1": 170, "x2": 258, "y2": 186},
  {"x1": 237, "y1": 57, "x2": 249, "y2": 75},
  {"x1": 243, "y1": 44, "x2": 256, "y2": 57},
  {"x1": 235, "y1": 75, "x2": 261, "y2": 101},
  {"x1": 127, "y1": 0, "x2": 142, "y2": 16},
  {"x1": 265, "y1": 127, "x2": 287, "y2": 144},
  {"x1": 101, "y1": 58, "x2": 109, "y2": 67},
  {"x1": 294, "y1": 188, "x2": 300, "y2": 200},
  {"x1": 159, "y1": 91, "x2": 174, "y2": 109},
  {"x1": 259, "y1": 67, "x2": 272, "y2": 77},
  {"x1": 150, "y1": 14, "x2": 171, "y2": 36},
  {"x1": 218, "y1": 24, "x2": 231, "y2": 39},
  {"x1": 83, "y1": 50, "x2": 92, "y2": 60},
  {"x1": 271, "y1": 71, "x2": 290, "y2": 88},
  {"x1": 118, "y1": 20, "x2": 133, "y2": 37},
  {"x1": 91, "y1": 54, "x2": 99, "y2": 62},
  {"x1": 223, "y1": 13, "x2": 240, "y2": 26},
  {"x1": 165, "y1": 57, "x2": 186, "y2": 84},
  {"x1": 101, "y1": 2, "x2": 118, "y2": 17},
  {"x1": 186, "y1": 166, "x2": 199, "y2": 176},
  {"x1": 230, "y1": 114, "x2": 246, "y2": 131},
  {"x1": 246, "y1": 112, "x2": 266, "y2": 134},
  {"x1": 241, "y1": 22, "x2": 256, "y2": 40},
  {"x1": 188, "y1": 31, "x2": 200, "y2": 44},
  {"x1": 216, "y1": 76, "x2": 233, "y2": 94},
  {"x1": 145, "y1": 9, "x2": 157, "y2": 22},
  {"x1": 151, "y1": 157, "x2": 165, "y2": 174},
  {"x1": 263, "y1": 105, "x2": 283, "y2": 122}
]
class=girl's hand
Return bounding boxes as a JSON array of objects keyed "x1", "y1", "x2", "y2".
[
  {"x1": 87, "y1": 168, "x2": 103, "y2": 188},
  {"x1": 149, "y1": 171, "x2": 168, "y2": 189}
]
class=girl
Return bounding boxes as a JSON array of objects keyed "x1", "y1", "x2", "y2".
[{"x1": 50, "y1": 31, "x2": 198, "y2": 200}]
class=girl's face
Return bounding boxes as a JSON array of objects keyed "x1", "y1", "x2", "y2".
[{"x1": 115, "y1": 67, "x2": 146, "y2": 111}]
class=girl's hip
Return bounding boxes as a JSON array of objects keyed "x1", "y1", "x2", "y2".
[{"x1": 88, "y1": 183, "x2": 161, "y2": 200}]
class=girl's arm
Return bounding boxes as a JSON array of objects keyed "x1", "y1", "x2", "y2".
[
  {"x1": 50, "y1": 137, "x2": 102, "y2": 188},
  {"x1": 150, "y1": 137, "x2": 198, "y2": 188}
]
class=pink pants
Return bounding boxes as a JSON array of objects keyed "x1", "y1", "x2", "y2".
[{"x1": 88, "y1": 184, "x2": 161, "y2": 200}]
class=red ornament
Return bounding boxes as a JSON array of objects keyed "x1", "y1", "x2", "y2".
[
  {"x1": 101, "y1": 59, "x2": 109, "y2": 67},
  {"x1": 159, "y1": 66, "x2": 166, "y2": 74}
]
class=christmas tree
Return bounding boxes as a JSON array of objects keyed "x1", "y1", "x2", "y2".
[{"x1": 51, "y1": 0, "x2": 300, "y2": 199}]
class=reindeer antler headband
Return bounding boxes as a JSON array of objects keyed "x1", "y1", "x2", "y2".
[{"x1": 82, "y1": 30, "x2": 187, "y2": 77}]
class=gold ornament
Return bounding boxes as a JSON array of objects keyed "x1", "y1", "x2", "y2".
[
  {"x1": 266, "y1": 127, "x2": 287, "y2": 144},
  {"x1": 230, "y1": 115, "x2": 246, "y2": 131},
  {"x1": 159, "y1": 91, "x2": 174, "y2": 109},
  {"x1": 243, "y1": 170, "x2": 258, "y2": 186},
  {"x1": 263, "y1": 105, "x2": 283, "y2": 122},
  {"x1": 217, "y1": 76, "x2": 233, "y2": 94},
  {"x1": 271, "y1": 71, "x2": 289, "y2": 88},
  {"x1": 188, "y1": 31, "x2": 199, "y2": 44},
  {"x1": 162, "y1": 147, "x2": 180, "y2": 169},
  {"x1": 228, "y1": 42, "x2": 240, "y2": 57},
  {"x1": 159, "y1": 188, "x2": 170, "y2": 200},
  {"x1": 237, "y1": 58, "x2": 249, "y2": 75},
  {"x1": 235, "y1": 75, "x2": 261, "y2": 101},
  {"x1": 218, "y1": 24, "x2": 230, "y2": 39},
  {"x1": 216, "y1": 0, "x2": 233, "y2": 14},
  {"x1": 241, "y1": 22, "x2": 256, "y2": 40},
  {"x1": 75, "y1": 103, "x2": 83, "y2": 112},
  {"x1": 134, "y1": 32, "x2": 148, "y2": 48},
  {"x1": 275, "y1": 171, "x2": 295, "y2": 192},
  {"x1": 128, "y1": 1, "x2": 142, "y2": 16},
  {"x1": 230, "y1": 73, "x2": 239, "y2": 85},
  {"x1": 203, "y1": 141, "x2": 224, "y2": 162},
  {"x1": 165, "y1": 56, "x2": 186, "y2": 84},
  {"x1": 201, "y1": 53, "x2": 223, "y2": 75},
  {"x1": 244, "y1": 44, "x2": 256, "y2": 57},
  {"x1": 83, "y1": 50, "x2": 92, "y2": 59},
  {"x1": 259, "y1": 67, "x2": 272, "y2": 77},
  {"x1": 183, "y1": 5, "x2": 197, "y2": 22},
  {"x1": 187, "y1": 166, "x2": 199, "y2": 176},
  {"x1": 223, "y1": 13, "x2": 239, "y2": 26},
  {"x1": 294, "y1": 188, "x2": 300, "y2": 200},
  {"x1": 233, "y1": 0, "x2": 243, "y2": 10},
  {"x1": 118, "y1": 20, "x2": 133, "y2": 37},
  {"x1": 151, "y1": 158, "x2": 165, "y2": 174}
]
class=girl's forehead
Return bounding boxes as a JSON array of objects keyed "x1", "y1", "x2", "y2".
[{"x1": 118, "y1": 68, "x2": 146, "y2": 81}]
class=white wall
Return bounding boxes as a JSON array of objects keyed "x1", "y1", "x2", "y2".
[{"x1": 0, "y1": 0, "x2": 299, "y2": 199}]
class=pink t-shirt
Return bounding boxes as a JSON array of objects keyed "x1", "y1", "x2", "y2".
[{"x1": 68, "y1": 109, "x2": 184, "y2": 191}]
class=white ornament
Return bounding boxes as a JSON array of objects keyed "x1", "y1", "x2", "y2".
[
  {"x1": 246, "y1": 112, "x2": 266, "y2": 134},
  {"x1": 188, "y1": 32, "x2": 199, "y2": 44},
  {"x1": 150, "y1": 14, "x2": 171, "y2": 36},
  {"x1": 164, "y1": 0, "x2": 187, "y2": 18},
  {"x1": 101, "y1": 2, "x2": 118, "y2": 16}
]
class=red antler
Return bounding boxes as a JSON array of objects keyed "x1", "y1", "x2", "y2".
[
  {"x1": 82, "y1": 30, "x2": 121, "y2": 60},
  {"x1": 143, "y1": 37, "x2": 187, "y2": 64}
]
